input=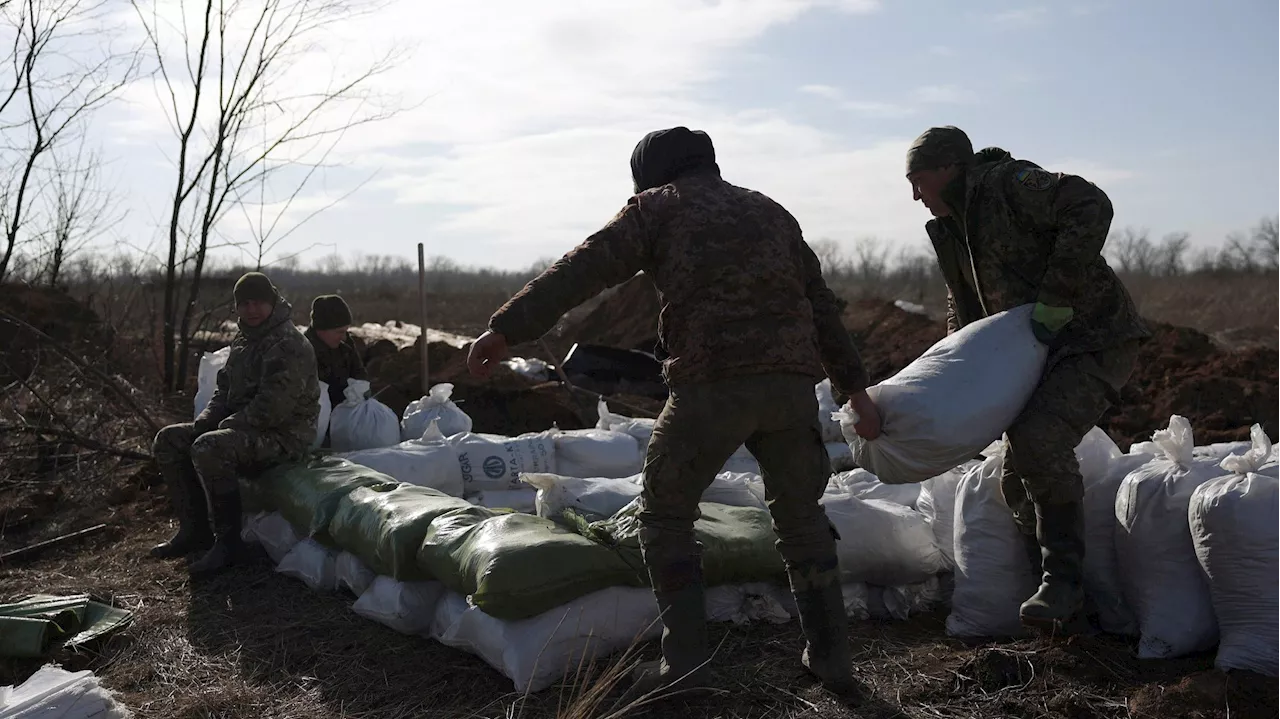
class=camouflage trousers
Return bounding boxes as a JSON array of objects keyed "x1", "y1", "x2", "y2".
[
  {"x1": 637, "y1": 373, "x2": 838, "y2": 593},
  {"x1": 1002, "y1": 340, "x2": 1141, "y2": 534},
  {"x1": 153, "y1": 422, "x2": 292, "y2": 498}
]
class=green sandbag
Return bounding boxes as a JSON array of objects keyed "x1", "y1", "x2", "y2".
[
  {"x1": 328, "y1": 484, "x2": 474, "y2": 581},
  {"x1": 573, "y1": 500, "x2": 787, "y2": 587},
  {"x1": 248, "y1": 455, "x2": 398, "y2": 543},
  {"x1": 418, "y1": 507, "x2": 647, "y2": 620}
]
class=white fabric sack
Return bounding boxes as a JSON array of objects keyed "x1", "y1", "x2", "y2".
[
  {"x1": 1189, "y1": 424, "x2": 1278, "y2": 675},
  {"x1": 341, "y1": 421, "x2": 465, "y2": 496},
  {"x1": 1115, "y1": 415, "x2": 1222, "y2": 659},
  {"x1": 946, "y1": 454, "x2": 1038, "y2": 637},
  {"x1": 719, "y1": 448, "x2": 761, "y2": 476},
  {"x1": 816, "y1": 379, "x2": 844, "y2": 444},
  {"x1": 312, "y1": 381, "x2": 332, "y2": 450},
  {"x1": 820, "y1": 493, "x2": 945, "y2": 586},
  {"x1": 827, "y1": 469, "x2": 920, "y2": 507},
  {"x1": 524, "y1": 473, "x2": 643, "y2": 523},
  {"x1": 700, "y1": 472, "x2": 768, "y2": 509},
  {"x1": 827, "y1": 442, "x2": 856, "y2": 472},
  {"x1": 276, "y1": 538, "x2": 338, "y2": 592},
  {"x1": 552, "y1": 429, "x2": 643, "y2": 479},
  {"x1": 352, "y1": 576, "x2": 446, "y2": 636},
  {"x1": 596, "y1": 399, "x2": 655, "y2": 448},
  {"x1": 400, "y1": 383, "x2": 473, "y2": 442},
  {"x1": 916, "y1": 462, "x2": 979, "y2": 571},
  {"x1": 243, "y1": 511, "x2": 301, "y2": 564},
  {"x1": 0, "y1": 665, "x2": 132, "y2": 718},
  {"x1": 841, "y1": 583, "x2": 871, "y2": 620},
  {"x1": 192, "y1": 346, "x2": 230, "y2": 420},
  {"x1": 1082, "y1": 451, "x2": 1152, "y2": 636},
  {"x1": 704, "y1": 583, "x2": 792, "y2": 625},
  {"x1": 449, "y1": 430, "x2": 557, "y2": 493},
  {"x1": 1194, "y1": 441, "x2": 1252, "y2": 460},
  {"x1": 468, "y1": 489, "x2": 538, "y2": 513},
  {"x1": 430, "y1": 586, "x2": 661, "y2": 694},
  {"x1": 868, "y1": 576, "x2": 945, "y2": 621},
  {"x1": 835, "y1": 304, "x2": 1048, "y2": 485},
  {"x1": 329, "y1": 379, "x2": 400, "y2": 451},
  {"x1": 336, "y1": 551, "x2": 376, "y2": 597}
]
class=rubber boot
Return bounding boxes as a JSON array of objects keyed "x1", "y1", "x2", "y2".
[
  {"x1": 150, "y1": 463, "x2": 213, "y2": 559},
  {"x1": 1020, "y1": 500, "x2": 1086, "y2": 631},
  {"x1": 189, "y1": 491, "x2": 247, "y2": 577},
  {"x1": 788, "y1": 558, "x2": 860, "y2": 697},
  {"x1": 628, "y1": 583, "x2": 711, "y2": 698},
  {"x1": 1020, "y1": 530, "x2": 1043, "y2": 577}
]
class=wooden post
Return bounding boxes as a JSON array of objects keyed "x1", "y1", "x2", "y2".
[{"x1": 418, "y1": 243, "x2": 429, "y2": 396}]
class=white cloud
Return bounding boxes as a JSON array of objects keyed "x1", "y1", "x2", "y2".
[
  {"x1": 913, "y1": 85, "x2": 977, "y2": 104},
  {"x1": 799, "y1": 84, "x2": 844, "y2": 100},
  {"x1": 799, "y1": 84, "x2": 915, "y2": 117},
  {"x1": 990, "y1": 7, "x2": 1049, "y2": 27}
]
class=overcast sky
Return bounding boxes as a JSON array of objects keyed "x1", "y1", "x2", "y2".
[{"x1": 95, "y1": 0, "x2": 1279, "y2": 271}]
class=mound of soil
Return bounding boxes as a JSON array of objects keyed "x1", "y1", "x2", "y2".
[{"x1": 0, "y1": 283, "x2": 113, "y2": 382}]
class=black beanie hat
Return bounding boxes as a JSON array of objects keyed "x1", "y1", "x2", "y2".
[
  {"x1": 905, "y1": 126, "x2": 974, "y2": 175},
  {"x1": 310, "y1": 295, "x2": 353, "y2": 331},
  {"x1": 233, "y1": 272, "x2": 278, "y2": 305},
  {"x1": 630, "y1": 127, "x2": 719, "y2": 193}
]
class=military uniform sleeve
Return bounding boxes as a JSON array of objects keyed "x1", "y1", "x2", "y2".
[
  {"x1": 243, "y1": 338, "x2": 316, "y2": 430},
  {"x1": 1008, "y1": 168, "x2": 1111, "y2": 309},
  {"x1": 800, "y1": 238, "x2": 869, "y2": 396},
  {"x1": 195, "y1": 364, "x2": 231, "y2": 428},
  {"x1": 488, "y1": 196, "x2": 656, "y2": 346}
]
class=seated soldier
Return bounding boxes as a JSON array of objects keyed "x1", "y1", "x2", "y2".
[
  {"x1": 304, "y1": 294, "x2": 368, "y2": 408},
  {"x1": 151, "y1": 272, "x2": 319, "y2": 576}
]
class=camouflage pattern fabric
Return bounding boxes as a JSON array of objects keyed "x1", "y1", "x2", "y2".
[
  {"x1": 1001, "y1": 340, "x2": 1141, "y2": 533},
  {"x1": 636, "y1": 373, "x2": 840, "y2": 592},
  {"x1": 925, "y1": 148, "x2": 1152, "y2": 359},
  {"x1": 487, "y1": 172, "x2": 870, "y2": 397},
  {"x1": 304, "y1": 327, "x2": 367, "y2": 407},
  {"x1": 154, "y1": 423, "x2": 296, "y2": 496},
  {"x1": 195, "y1": 298, "x2": 320, "y2": 456}
]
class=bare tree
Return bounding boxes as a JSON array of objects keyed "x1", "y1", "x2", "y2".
[
  {"x1": 132, "y1": 0, "x2": 401, "y2": 391},
  {"x1": 1251, "y1": 216, "x2": 1278, "y2": 271},
  {"x1": 1106, "y1": 227, "x2": 1156, "y2": 275},
  {"x1": 0, "y1": 0, "x2": 139, "y2": 281},
  {"x1": 39, "y1": 140, "x2": 118, "y2": 287},
  {"x1": 1155, "y1": 232, "x2": 1189, "y2": 277}
]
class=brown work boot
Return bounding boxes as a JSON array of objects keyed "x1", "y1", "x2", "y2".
[
  {"x1": 1020, "y1": 500, "x2": 1086, "y2": 632},
  {"x1": 150, "y1": 464, "x2": 213, "y2": 559}
]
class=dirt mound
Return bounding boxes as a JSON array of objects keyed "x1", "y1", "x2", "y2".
[
  {"x1": 0, "y1": 283, "x2": 113, "y2": 382},
  {"x1": 841, "y1": 298, "x2": 947, "y2": 386},
  {"x1": 537, "y1": 273, "x2": 661, "y2": 360}
]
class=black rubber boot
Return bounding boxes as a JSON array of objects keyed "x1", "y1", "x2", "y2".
[
  {"x1": 788, "y1": 558, "x2": 861, "y2": 697},
  {"x1": 628, "y1": 583, "x2": 712, "y2": 697},
  {"x1": 150, "y1": 464, "x2": 213, "y2": 559},
  {"x1": 189, "y1": 491, "x2": 246, "y2": 577},
  {"x1": 1020, "y1": 500, "x2": 1086, "y2": 631}
]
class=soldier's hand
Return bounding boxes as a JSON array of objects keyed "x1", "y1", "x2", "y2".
[
  {"x1": 467, "y1": 331, "x2": 509, "y2": 379},
  {"x1": 849, "y1": 390, "x2": 882, "y2": 440}
]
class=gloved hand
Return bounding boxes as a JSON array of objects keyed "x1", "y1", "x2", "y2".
[{"x1": 1031, "y1": 303, "x2": 1073, "y2": 344}]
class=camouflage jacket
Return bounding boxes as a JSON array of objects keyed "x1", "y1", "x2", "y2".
[
  {"x1": 927, "y1": 149, "x2": 1151, "y2": 360},
  {"x1": 197, "y1": 299, "x2": 320, "y2": 455},
  {"x1": 304, "y1": 327, "x2": 367, "y2": 406},
  {"x1": 488, "y1": 171, "x2": 869, "y2": 396}
]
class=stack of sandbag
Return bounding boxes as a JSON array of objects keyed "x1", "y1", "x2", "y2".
[
  {"x1": 328, "y1": 484, "x2": 474, "y2": 581},
  {"x1": 1081, "y1": 434, "x2": 1153, "y2": 636},
  {"x1": 522, "y1": 471, "x2": 767, "y2": 525},
  {"x1": 241, "y1": 456, "x2": 399, "y2": 541},
  {"x1": 595, "y1": 399, "x2": 767, "y2": 476},
  {"x1": 820, "y1": 489, "x2": 944, "y2": 586},
  {"x1": 400, "y1": 383, "x2": 473, "y2": 440},
  {"x1": 1189, "y1": 425, "x2": 1279, "y2": 675},
  {"x1": 449, "y1": 429, "x2": 557, "y2": 497},
  {"x1": 916, "y1": 461, "x2": 980, "y2": 570},
  {"x1": 340, "y1": 422, "x2": 465, "y2": 496},
  {"x1": 835, "y1": 304, "x2": 1048, "y2": 485},
  {"x1": 1114, "y1": 415, "x2": 1227, "y2": 659},
  {"x1": 552, "y1": 428, "x2": 643, "y2": 479},
  {"x1": 827, "y1": 468, "x2": 920, "y2": 507},
  {"x1": 330, "y1": 379, "x2": 400, "y2": 451}
]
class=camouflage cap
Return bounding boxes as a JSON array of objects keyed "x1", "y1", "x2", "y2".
[
  {"x1": 233, "y1": 272, "x2": 278, "y2": 305},
  {"x1": 905, "y1": 126, "x2": 973, "y2": 175}
]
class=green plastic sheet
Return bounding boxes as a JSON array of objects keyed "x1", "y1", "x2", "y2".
[
  {"x1": 328, "y1": 484, "x2": 473, "y2": 581},
  {"x1": 417, "y1": 507, "x2": 647, "y2": 620},
  {"x1": 246, "y1": 456, "x2": 398, "y2": 543},
  {"x1": 0, "y1": 594, "x2": 133, "y2": 658}
]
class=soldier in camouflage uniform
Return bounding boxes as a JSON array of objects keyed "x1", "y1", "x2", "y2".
[
  {"x1": 905, "y1": 126, "x2": 1151, "y2": 631},
  {"x1": 151, "y1": 272, "x2": 320, "y2": 576},
  {"x1": 467, "y1": 127, "x2": 879, "y2": 697},
  {"x1": 304, "y1": 294, "x2": 368, "y2": 409}
]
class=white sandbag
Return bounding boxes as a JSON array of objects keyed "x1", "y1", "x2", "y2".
[
  {"x1": 816, "y1": 378, "x2": 844, "y2": 444},
  {"x1": 449, "y1": 430, "x2": 557, "y2": 493},
  {"x1": 400, "y1": 383, "x2": 473, "y2": 442},
  {"x1": 701, "y1": 472, "x2": 768, "y2": 509},
  {"x1": 352, "y1": 576, "x2": 446, "y2": 636},
  {"x1": 243, "y1": 511, "x2": 301, "y2": 564},
  {"x1": 1191, "y1": 467, "x2": 1279, "y2": 675},
  {"x1": 704, "y1": 583, "x2": 792, "y2": 625},
  {"x1": 1193, "y1": 441, "x2": 1252, "y2": 460},
  {"x1": 596, "y1": 399, "x2": 655, "y2": 448},
  {"x1": 1217, "y1": 424, "x2": 1278, "y2": 477},
  {"x1": 1082, "y1": 451, "x2": 1152, "y2": 636},
  {"x1": 835, "y1": 304, "x2": 1048, "y2": 485},
  {"x1": 826, "y1": 442, "x2": 856, "y2": 471},
  {"x1": 916, "y1": 462, "x2": 978, "y2": 570},
  {"x1": 820, "y1": 493, "x2": 945, "y2": 586},
  {"x1": 192, "y1": 346, "x2": 230, "y2": 420},
  {"x1": 841, "y1": 583, "x2": 871, "y2": 620},
  {"x1": 336, "y1": 551, "x2": 376, "y2": 597},
  {"x1": 1129, "y1": 441, "x2": 1160, "y2": 455},
  {"x1": 329, "y1": 379, "x2": 400, "y2": 451},
  {"x1": 868, "y1": 576, "x2": 945, "y2": 621},
  {"x1": 276, "y1": 538, "x2": 338, "y2": 592},
  {"x1": 430, "y1": 586, "x2": 661, "y2": 694},
  {"x1": 1115, "y1": 415, "x2": 1222, "y2": 659},
  {"x1": 468, "y1": 489, "x2": 537, "y2": 513},
  {"x1": 0, "y1": 665, "x2": 132, "y2": 718},
  {"x1": 719, "y1": 448, "x2": 761, "y2": 476},
  {"x1": 312, "y1": 381, "x2": 332, "y2": 450},
  {"x1": 552, "y1": 429, "x2": 643, "y2": 479},
  {"x1": 524, "y1": 473, "x2": 643, "y2": 523},
  {"x1": 341, "y1": 421, "x2": 465, "y2": 496},
  {"x1": 827, "y1": 469, "x2": 920, "y2": 507},
  {"x1": 946, "y1": 454, "x2": 1038, "y2": 637}
]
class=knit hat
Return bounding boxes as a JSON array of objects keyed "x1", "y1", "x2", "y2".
[
  {"x1": 310, "y1": 295, "x2": 353, "y2": 331},
  {"x1": 630, "y1": 127, "x2": 720, "y2": 193},
  {"x1": 905, "y1": 126, "x2": 974, "y2": 175},
  {"x1": 233, "y1": 272, "x2": 278, "y2": 305}
]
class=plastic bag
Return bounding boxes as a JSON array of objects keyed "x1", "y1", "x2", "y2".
[
  {"x1": 341, "y1": 421, "x2": 465, "y2": 496},
  {"x1": 827, "y1": 469, "x2": 920, "y2": 507},
  {"x1": 327, "y1": 483, "x2": 473, "y2": 581},
  {"x1": 449, "y1": 431, "x2": 557, "y2": 493},
  {"x1": 329, "y1": 379, "x2": 400, "y2": 451},
  {"x1": 523, "y1": 473, "x2": 643, "y2": 523},
  {"x1": 836, "y1": 305, "x2": 1048, "y2": 485},
  {"x1": 352, "y1": 576, "x2": 446, "y2": 636},
  {"x1": 335, "y1": 551, "x2": 376, "y2": 597},
  {"x1": 552, "y1": 429, "x2": 643, "y2": 479},
  {"x1": 276, "y1": 538, "x2": 338, "y2": 592},
  {"x1": 820, "y1": 493, "x2": 944, "y2": 586},
  {"x1": 0, "y1": 665, "x2": 132, "y2": 718},
  {"x1": 1115, "y1": 415, "x2": 1223, "y2": 659},
  {"x1": 816, "y1": 379, "x2": 844, "y2": 444},
  {"x1": 192, "y1": 346, "x2": 230, "y2": 420},
  {"x1": 400, "y1": 383, "x2": 473, "y2": 442}
]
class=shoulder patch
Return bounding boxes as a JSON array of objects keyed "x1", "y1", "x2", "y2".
[{"x1": 1015, "y1": 167, "x2": 1055, "y2": 191}]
